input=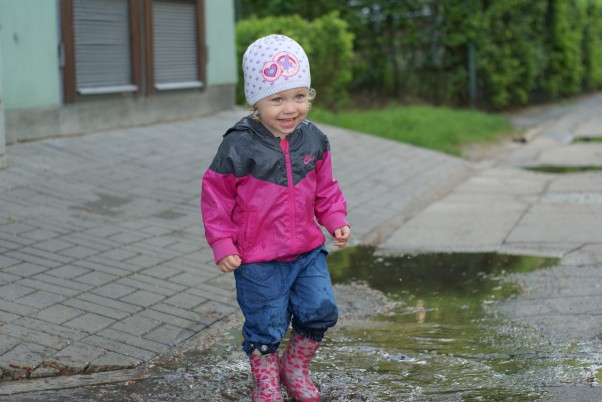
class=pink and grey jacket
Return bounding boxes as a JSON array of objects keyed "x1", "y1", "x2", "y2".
[{"x1": 201, "y1": 116, "x2": 348, "y2": 265}]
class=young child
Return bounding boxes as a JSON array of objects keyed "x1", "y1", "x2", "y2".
[{"x1": 201, "y1": 34, "x2": 350, "y2": 402}]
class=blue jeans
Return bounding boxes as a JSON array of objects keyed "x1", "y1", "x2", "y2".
[{"x1": 234, "y1": 245, "x2": 338, "y2": 356}]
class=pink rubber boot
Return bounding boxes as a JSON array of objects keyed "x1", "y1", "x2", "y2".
[
  {"x1": 279, "y1": 332, "x2": 321, "y2": 402},
  {"x1": 249, "y1": 353, "x2": 283, "y2": 402}
]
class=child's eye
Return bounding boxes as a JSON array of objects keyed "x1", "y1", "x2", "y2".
[
  {"x1": 295, "y1": 94, "x2": 306, "y2": 101},
  {"x1": 271, "y1": 97, "x2": 283, "y2": 103}
]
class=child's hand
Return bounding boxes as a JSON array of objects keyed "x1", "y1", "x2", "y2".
[
  {"x1": 333, "y1": 226, "x2": 351, "y2": 249},
  {"x1": 218, "y1": 254, "x2": 242, "y2": 272}
]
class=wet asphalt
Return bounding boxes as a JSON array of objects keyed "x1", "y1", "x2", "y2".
[{"x1": 0, "y1": 93, "x2": 601, "y2": 400}]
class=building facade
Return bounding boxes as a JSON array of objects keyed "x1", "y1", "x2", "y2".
[{"x1": 0, "y1": 0, "x2": 237, "y2": 156}]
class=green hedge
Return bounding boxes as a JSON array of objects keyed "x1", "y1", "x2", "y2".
[
  {"x1": 582, "y1": 0, "x2": 602, "y2": 90},
  {"x1": 476, "y1": 0, "x2": 548, "y2": 109},
  {"x1": 455, "y1": 0, "x2": 602, "y2": 109},
  {"x1": 236, "y1": 0, "x2": 602, "y2": 110},
  {"x1": 235, "y1": 12, "x2": 354, "y2": 109}
]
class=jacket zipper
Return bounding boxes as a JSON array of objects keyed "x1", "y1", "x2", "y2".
[{"x1": 280, "y1": 139, "x2": 297, "y2": 254}]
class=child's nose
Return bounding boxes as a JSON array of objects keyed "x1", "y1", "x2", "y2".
[{"x1": 283, "y1": 101, "x2": 295, "y2": 113}]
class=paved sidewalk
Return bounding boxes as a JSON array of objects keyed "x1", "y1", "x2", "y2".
[{"x1": 0, "y1": 108, "x2": 472, "y2": 384}]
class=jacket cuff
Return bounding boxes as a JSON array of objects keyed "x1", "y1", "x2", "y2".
[
  {"x1": 322, "y1": 212, "x2": 349, "y2": 236},
  {"x1": 211, "y1": 238, "x2": 239, "y2": 265}
]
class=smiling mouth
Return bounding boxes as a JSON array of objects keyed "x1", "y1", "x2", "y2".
[{"x1": 279, "y1": 118, "x2": 296, "y2": 126}]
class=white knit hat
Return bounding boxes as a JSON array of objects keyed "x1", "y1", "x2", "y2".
[{"x1": 242, "y1": 34, "x2": 311, "y2": 106}]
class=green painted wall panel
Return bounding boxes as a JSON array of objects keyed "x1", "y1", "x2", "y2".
[
  {"x1": 0, "y1": 0, "x2": 62, "y2": 110},
  {"x1": 205, "y1": 0, "x2": 237, "y2": 86}
]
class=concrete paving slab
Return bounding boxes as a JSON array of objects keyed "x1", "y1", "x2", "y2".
[
  {"x1": 536, "y1": 143, "x2": 602, "y2": 166},
  {"x1": 507, "y1": 203, "x2": 602, "y2": 244}
]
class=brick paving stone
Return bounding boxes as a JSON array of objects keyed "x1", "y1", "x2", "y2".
[
  {"x1": 63, "y1": 297, "x2": 138, "y2": 320},
  {"x1": 19, "y1": 229, "x2": 61, "y2": 242},
  {"x1": 44, "y1": 264, "x2": 91, "y2": 279},
  {"x1": 87, "y1": 351, "x2": 140, "y2": 372},
  {"x1": 139, "y1": 264, "x2": 183, "y2": 280},
  {"x1": 195, "y1": 300, "x2": 239, "y2": 319},
  {"x1": 15, "y1": 290, "x2": 67, "y2": 309},
  {"x1": 109, "y1": 315, "x2": 162, "y2": 337},
  {"x1": 122, "y1": 254, "x2": 166, "y2": 270},
  {"x1": 150, "y1": 302, "x2": 210, "y2": 323},
  {"x1": 0, "y1": 301, "x2": 37, "y2": 317},
  {"x1": 34, "y1": 305, "x2": 84, "y2": 324},
  {"x1": 123, "y1": 243, "x2": 182, "y2": 261},
  {"x1": 83, "y1": 256, "x2": 141, "y2": 274},
  {"x1": 0, "y1": 232, "x2": 36, "y2": 248},
  {"x1": 139, "y1": 308, "x2": 199, "y2": 331},
  {"x1": 64, "y1": 313, "x2": 115, "y2": 333},
  {"x1": 47, "y1": 343, "x2": 107, "y2": 372},
  {"x1": 97, "y1": 328, "x2": 165, "y2": 352},
  {"x1": 95, "y1": 248, "x2": 140, "y2": 262},
  {"x1": 108, "y1": 232, "x2": 151, "y2": 245},
  {"x1": 82, "y1": 335, "x2": 159, "y2": 362},
  {"x1": 5, "y1": 251, "x2": 62, "y2": 268},
  {"x1": 16, "y1": 247, "x2": 74, "y2": 265},
  {"x1": 32, "y1": 239, "x2": 76, "y2": 253},
  {"x1": 0, "y1": 310, "x2": 19, "y2": 324},
  {"x1": 58, "y1": 233, "x2": 121, "y2": 252},
  {"x1": 0, "y1": 343, "x2": 55, "y2": 380},
  {"x1": 206, "y1": 273, "x2": 236, "y2": 290},
  {"x1": 120, "y1": 273, "x2": 186, "y2": 294},
  {"x1": 0, "y1": 323, "x2": 70, "y2": 351},
  {"x1": 0, "y1": 255, "x2": 21, "y2": 269},
  {"x1": 188, "y1": 281, "x2": 237, "y2": 299},
  {"x1": 119, "y1": 290, "x2": 165, "y2": 308},
  {"x1": 17, "y1": 278, "x2": 82, "y2": 298},
  {"x1": 73, "y1": 259, "x2": 131, "y2": 277},
  {"x1": 0, "y1": 283, "x2": 36, "y2": 301},
  {"x1": 165, "y1": 240, "x2": 203, "y2": 254},
  {"x1": 163, "y1": 291, "x2": 207, "y2": 310},
  {"x1": 0, "y1": 270, "x2": 20, "y2": 284},
  {"x1": 31, "y1": 273, "x2": 94, "y2": 293},
  {"x1": 3, "y1": 262, "x2": 49, "y2": 278},
  {"x1": 144, "y1": 323, "x2": 196, "y2": 346},
  {"x1": 167, "y1": 271, "x2": 211, "y2": 288},
  {"x1": 0, "y1": 222, "x2": 38, "y2": 235},
  {"x1": 82, "y1": 227, "x2": 127, "y2": 238},
  {"x1": 0, "y1": 334, "x2": 21, "y2": 355},
  {"x1": 91, "y1": 282, "x2": 137, "y2": 299},
  {"x1": 59, "y1": 246, "x2": 100, "y2": 260},
  {"x1": 15, "y1": 317, "x2": 88, "y2": 341},
  {"x1": 74, "y1": 271, "x2": 118, "y2": 287}
]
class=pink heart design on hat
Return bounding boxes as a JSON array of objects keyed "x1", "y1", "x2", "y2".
[{"x1": 262, "y1": 62, "x2": 281, "y2": 82}]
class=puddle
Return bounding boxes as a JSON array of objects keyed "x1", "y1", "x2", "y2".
[
  {"x1": 10, "y1": 247, "x2": 600, "y2": 402},
  {"x1": 524, "y1": 165, "x2": 602, "y2": 174},
  {"x1": 573, "y1": 136, "x2": 602, "y2": 143}
]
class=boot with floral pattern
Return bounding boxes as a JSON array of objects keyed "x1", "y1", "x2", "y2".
[
  {"x1": 249, "y1": 352, "x2": 283, "y2": 402},
  {"x1": 279, "y1": 332, "x2": 320, "y2": 402}
]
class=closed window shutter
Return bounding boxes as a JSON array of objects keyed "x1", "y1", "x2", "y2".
[
  {"x1": 153, "y1": 0, "x2": 203, "y2": 90},
  {"x1": 73, "y1": 0, "x2": 136, "y2": 94}
]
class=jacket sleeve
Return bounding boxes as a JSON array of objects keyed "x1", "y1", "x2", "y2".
[
  {"x1": 314, "y1": 136, "x2": 349, "y2": 235},
  {"x1": 201, "y1": 157, "x2": 240, "y2": 265}
]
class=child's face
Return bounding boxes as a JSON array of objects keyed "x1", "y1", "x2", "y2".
[{"x1": 254, "y1": 87, "x2": 310, "y2": 138}]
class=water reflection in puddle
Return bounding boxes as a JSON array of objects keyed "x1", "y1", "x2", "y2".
[
  {"x1": 524, "y1": 165, "x2": 602, "y2": 173},
  {"x1": 11, "y1": 247, "x2": 600, "y2": 401},
  {"x1": 319, "y1": 246, "x2": 566, "y2": 400}
]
